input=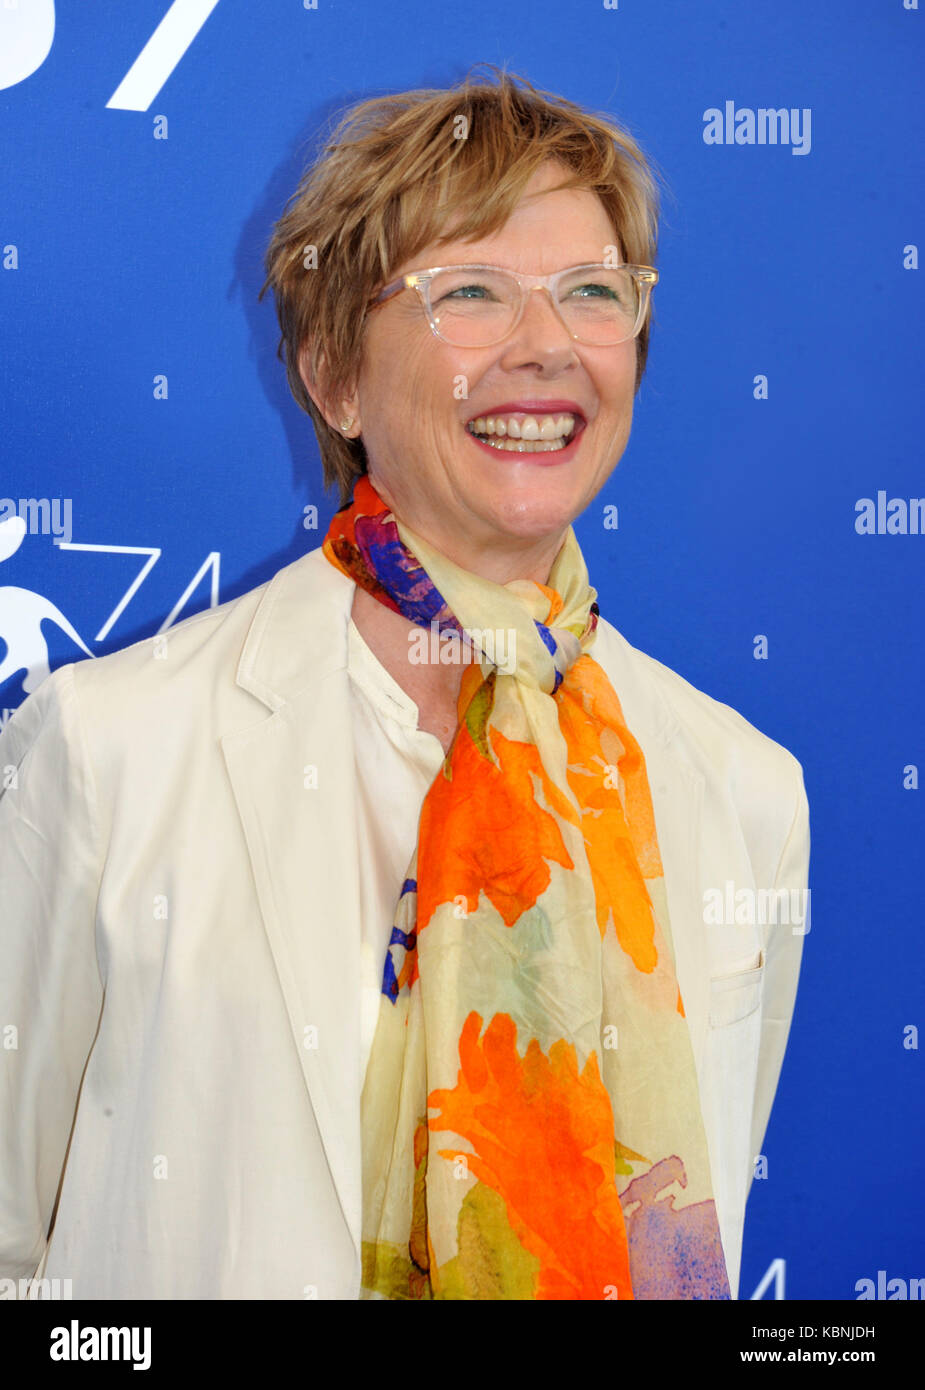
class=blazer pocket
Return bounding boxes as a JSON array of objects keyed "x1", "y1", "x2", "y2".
[{"x1": 708, "y1": 952, "x2": 765, "y2": 1028}]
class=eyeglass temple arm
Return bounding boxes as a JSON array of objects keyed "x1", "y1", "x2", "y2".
[{"x1": 370, "y1": 274, "x2": 422, "y2": 309}]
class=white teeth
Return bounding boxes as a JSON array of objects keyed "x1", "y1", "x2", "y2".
[
  {"x1": 468, "y1": 436, "x2": 569, "y2": 453},
  {"x1": 466, "y1": 412, "x2": 577, "y2": 446}
]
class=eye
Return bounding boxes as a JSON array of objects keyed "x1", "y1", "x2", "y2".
[
  {"x1": 441, "y1": 282, "x2": 497, "y2": 302},
  {"x1": 566, "y1": 281, "x2": 620, "y2": 300},
  {"x1": 430, "y1": 271, "x2": 510, "y2": 307}
]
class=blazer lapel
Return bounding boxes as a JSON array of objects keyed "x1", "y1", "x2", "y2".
[{"x1": 220, "y1": 549, "x2": 363, "y2": 1258}]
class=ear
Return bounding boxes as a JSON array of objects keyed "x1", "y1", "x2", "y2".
[{"x1": 298, "y1": 344, "x2": 361, "y2": 438}]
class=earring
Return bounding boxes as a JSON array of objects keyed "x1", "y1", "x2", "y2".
[{"x1": 340, "y1": 417, "x2": 354, "y2": 434}]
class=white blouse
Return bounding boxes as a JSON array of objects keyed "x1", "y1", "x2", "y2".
[{"x1": 346, "y1": 616, "x2": 447, "y2": 1086}]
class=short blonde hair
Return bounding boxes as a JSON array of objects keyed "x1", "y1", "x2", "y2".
[{"x1": 261, "y1": 64, "x2": 663, "y2": 505}]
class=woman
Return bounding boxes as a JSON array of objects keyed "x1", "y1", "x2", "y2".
[{"x1": 0, "y1": 69, "x2": 808, "y2": 1301}]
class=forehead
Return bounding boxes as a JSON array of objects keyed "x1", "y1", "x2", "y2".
[{"x1": 402, "y1": 166, "x2": 620, "y2": 275}]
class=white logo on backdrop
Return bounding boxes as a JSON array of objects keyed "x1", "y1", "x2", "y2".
[
  {"x1": 0, "y1": 0, "x2": 221, "y2": 109},
  {"x1": 0, "y1": 0, "x2": 54, "y2": 92},
  {"x1": 0, "y1": 517, "x2": 92, "y2": 695}
]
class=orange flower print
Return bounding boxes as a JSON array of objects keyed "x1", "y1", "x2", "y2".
[
  {"x1": 428, "y1": 1011, "x2": 633, "y2": 1300},
  {"x1": 556, "y1": 656, "x2": 663, "y2": 972},
  {"x1": 416, "y1": 718, "x2": 579, "y2": 933}
]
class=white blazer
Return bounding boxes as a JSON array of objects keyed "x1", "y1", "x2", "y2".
[{"x1": 0, "y1": 544, "x2": 809, "y2": 1300}]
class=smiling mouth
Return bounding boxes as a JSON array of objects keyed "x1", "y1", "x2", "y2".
[{"x1": 465, "y1": 411, "x2": 581, "y2": 453}]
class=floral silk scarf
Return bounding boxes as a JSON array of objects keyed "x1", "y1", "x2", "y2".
[{"x1": 323, "y1": 475, "x2": 730, "y2": 1301}]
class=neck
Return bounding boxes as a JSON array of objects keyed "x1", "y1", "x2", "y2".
[
  {"x1": 437, "y1": 543, "x2": 562, "y2": 587},
  {"x1": 350, "y1": 584, "x2": 477, "y2": 753},
  {"x1": 366, "y1": 471, "x2": 568, "y2": 586}
]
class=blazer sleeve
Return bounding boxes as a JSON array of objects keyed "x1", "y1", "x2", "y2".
[
  {"x1": 747, "y1": 760, "x2": 810, "y2": 1193},
  {"x1": 0, "y1": 663, "x2": 104, "y2": 1282}
]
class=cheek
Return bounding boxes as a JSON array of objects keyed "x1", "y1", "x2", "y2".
[
  {"x1": 423, "y1": 346, "x2": 497, "y2": 418},
  {"x1": 600, "y1": 355, "x2": 637, "y2": 422},
  {"x1": 398, "y1": 346, "x2": 459, "y2": 420},
  {"x1": 361, "y1": 321, "x2": 431, "y2": 408}
]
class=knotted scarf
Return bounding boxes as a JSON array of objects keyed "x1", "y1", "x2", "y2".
[{"x1": 323, "y1": 474, "x2": 730, "y2": 1301}]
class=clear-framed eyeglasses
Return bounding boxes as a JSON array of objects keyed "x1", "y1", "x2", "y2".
[{"x1": 368, "y1": 262, "x2": 658, "y2": 348}]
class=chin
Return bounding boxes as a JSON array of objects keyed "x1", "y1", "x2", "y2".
[
  {"x1": 491, "y1": 469, "x2": 592, "y2": 518},
  {"x1": 485, "y1": 496, "x2": 581, "y2": 541}
]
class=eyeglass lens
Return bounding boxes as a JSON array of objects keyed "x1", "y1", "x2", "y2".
[{"x1": 427, "y1": 267, "x2": 643, "y2": 346}]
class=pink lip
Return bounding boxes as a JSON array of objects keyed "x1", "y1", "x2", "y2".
[{"x1": 466, "y1": 399, "x2": 587, "y2": 422}]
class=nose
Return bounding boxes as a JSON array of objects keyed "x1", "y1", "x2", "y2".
[{"x1": 498, "y1": 286, "x2": 578, "y2": 372}]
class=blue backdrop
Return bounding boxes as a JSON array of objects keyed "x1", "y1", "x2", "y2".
[{"x1": 1, "y1": 0, "x2": 922, "y2": 1300}]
